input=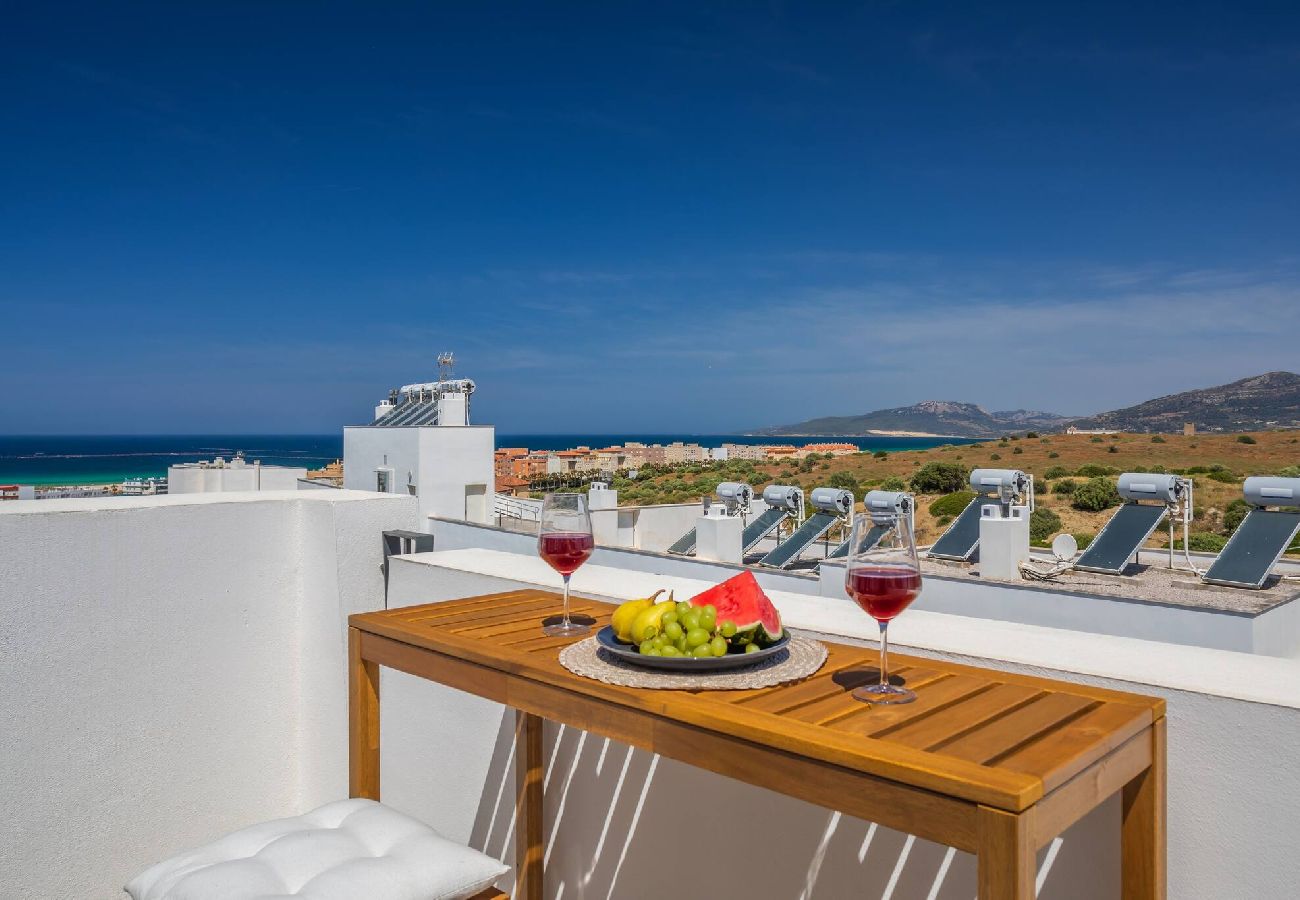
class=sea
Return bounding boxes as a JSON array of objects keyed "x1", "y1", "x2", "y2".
[{"x1": 0, "y1": 434, "x2": 976, "y2": 486}]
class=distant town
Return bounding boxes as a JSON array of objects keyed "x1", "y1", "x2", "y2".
[{"x1": 491, "y1": 441, "x2": 861, "y2": 496}]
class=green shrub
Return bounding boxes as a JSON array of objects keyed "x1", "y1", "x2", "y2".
[
  {"x1": 929, "y1": 491, "x2": 976, "y2": 518},
  {"x1": 1090, "y1": 436, "x2": 1105, "y2": 443},
  {"x1": 1052, "y1": 478, "x2": 1078, "y2": 495},
  {"x1": 910, "y1": 462, "x2": 967, "y2": 494},
  {"x1": 1073, "y1": 532, "x2": 1095, "y2": 550},
  {"x1": 1030, "y1": 507, "x2": 1063, "y2": 543},
  {"x1": 1151, "y1": 435, "x2": 1166, "y2": 443},
  {"x1": 1187, "y1": 532, "x2": 1228, "y2": 553},
  {"x1": 880, "y1": 475, "x2": 906, "y2": 491},
  {"x1": 1280, "y1": 466, "x2": 1300, "y2": 478},
  {"x1": 1026, "y1": 432, "x2": 1039, "y2": 439},
  {"x1": 819, "y1": 463, "x2": 830, "y2": 470},
  {"x1": 1207, "y1": 470, "x2": 1239, "y2": 484},
  {"x1": 1012, "y1": 446, "x2": 1024, "y2": 455},
  {"x1": 828, "y1": 471, "x2": 860, "y2": 494},
  {"x1": 1237, "y1": 435, "x2": 1257, "y2": 444},
  {"x1": 1072, "y1": 477, "x2": 1121, "y2": 511},
  {"x1": 1048, "y1": 451, "x2": 1060, "y2": 459},
  {"x1": 1076, "y1": 464, "x2": 1118, "y2": 477},
  {"x1": 1107, "y1": 445, "x2": 1118, "y2": 454},
  {"x1": 1044, "y1": 466, "x2": 1071, "y2": 480},
  {"x1": 745, "y1": 471, "x2": 767, "y2": 486},
  {"x1": 873, "y1": 450, "x2": 889, "y2": 459},
  {"x1": 935, "y1": 515, "x2": 953, "y2": 528},
  {"x1": 1223, "y1": 499, "x2": 1251, "y2": 534},
  {"x1": 990, "y1": 453, "x2": 1002, "y2": 460}
]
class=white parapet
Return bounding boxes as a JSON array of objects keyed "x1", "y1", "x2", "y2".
[{"x1": 694, "y1": 510, "x2": 742, "y2": 564}]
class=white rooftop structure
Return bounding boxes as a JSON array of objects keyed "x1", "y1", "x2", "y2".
[{"x1": 168, "y1": 452, "x2": 308, "y2": 494}]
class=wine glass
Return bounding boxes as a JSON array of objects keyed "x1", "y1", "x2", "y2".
[
  {"x1": 843, "y1": 510, "x2": 922, "y2": 704},
  {"x1": 537, "y1": 493, "x2": 595, "y2": 637}
]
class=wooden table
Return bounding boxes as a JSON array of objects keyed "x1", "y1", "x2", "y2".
[{"x1": 349, "y1": 590, "x2": 1166, "y2": 899}]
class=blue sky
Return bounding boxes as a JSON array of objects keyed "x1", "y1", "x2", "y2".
[{"x1": 3, "y1": 2, "x2": 1299, "y2": 433}]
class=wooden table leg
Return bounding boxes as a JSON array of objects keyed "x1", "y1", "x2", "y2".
[
  {"x1": 1122, "y1": 719, "x2": 1167, "y2": 898},
  {"x1": 515, "y1": 711, "x2": 543, "y2": 900},
  {"x1": 978, "y1": 806, "x2": 1035, "y2": 899},
  {"x1": 349, "y1": 627, "x2": 381, "y2": 800}
]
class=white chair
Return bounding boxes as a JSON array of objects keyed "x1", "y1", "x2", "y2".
[{"x1": 125, "y1": 798, "x2": 509, "y2": 900}]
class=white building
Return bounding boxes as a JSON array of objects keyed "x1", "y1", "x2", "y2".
[
  {"x1": 343, "y1": 371, "x2": 495, "y2": 525},
  {"x1": 168, "y1": 453, "x2": 307, "y2": 493}
]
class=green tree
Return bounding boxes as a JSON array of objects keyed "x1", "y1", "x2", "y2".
[
  {"x1": 1030, "y1": 507, "x2": 1063, "y2": 543},
  {"x1": 828, "y1": 471, "x2": 860, "y2": 494},
  {"x1": 1071, "y1": 477, "x2": 1121, "y2": 511},
  {"x1": 910, "y1": 462, "x2": 967, "y2": 494}
]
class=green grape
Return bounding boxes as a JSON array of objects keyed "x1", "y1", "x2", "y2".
[
  {"x1": 719, "y1": 621, "x2": 737, "y2": 638},
  {"x1": 699, "y1": 610, "x2": 717, "y2": 632},
  {"x1": 676, "y1": 601, "x2": 691, "y2": 616},
  {"x1": 685, "y1": 628, "x2": 710, "y2": 649},
  {"x1": 664, "y1": 621, "x2": 684, "y2": 641},
  {"x1": 702, "y1": 604, "x2": 717, "y2": 618},
  {"x1": 692, "y1": 643, "x2": 714, "y2": 658},
  {"x1": 660, "y1": 645, "x2": 682, "y2": 657},
  {"x1": 743, "y1": 643, "x2": 760, "y2": 653},
  {"x1": 639, "y1": 624, "x2": 658, "y2": 642},
  {"x1": 661, "y1": 611, "x2": 678, "y2": 627},
  {"x1": 681, "y1": 610, "x2": 702, "y2": 631},
  {"x1": 645, "y1": 647, "x2": 663, "y2": 656},
  {"x1": 709, "y1": 635, "x2": 728, "y2": 657},
  {"x1": 653, "y1": 634, "x2": 670, "y2": 648},
  {"x1": 675, "y1": 635, "x2": 688, "y2": 653},
  {"x1": 639, "y1": 640, "x2": 655, "y2": 654}
]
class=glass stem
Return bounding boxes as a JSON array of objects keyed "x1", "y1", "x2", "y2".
[
  {"x1": 561, "y1": 574, "x2": 572, "y2": 626},
  {"x1": 878, "y1": 621, "x2": 889, "y2": 688}
]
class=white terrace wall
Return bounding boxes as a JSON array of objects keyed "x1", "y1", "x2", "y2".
[
  {"x1": 382, "y1": 549, "x2": 1300, "y2": 900},
  {"x1": 0, "y1": 491, "x2": 417, "y2": 899}
]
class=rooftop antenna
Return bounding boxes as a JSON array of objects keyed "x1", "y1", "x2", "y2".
[{"x1": 437, "y1": 352, "x2": 455, "y2": 383}]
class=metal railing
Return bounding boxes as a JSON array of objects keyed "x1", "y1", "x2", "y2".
[{"x1": 495, "y1": 493, "x2": 542, "y2": 523}]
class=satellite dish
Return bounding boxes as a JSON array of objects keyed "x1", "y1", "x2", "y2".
[{"x1": 1051, "y1": 533, "x2": 1078, "y2": 562}]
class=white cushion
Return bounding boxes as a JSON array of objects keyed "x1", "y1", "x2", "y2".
[{"x1": 125, "y1": 799, "x2": 508, "y2": 900}]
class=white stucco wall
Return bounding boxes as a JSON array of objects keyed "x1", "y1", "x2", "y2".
[
  {"x1": 0, "y1": 491, "x2": 417, "y2": 899},
  {"x1": 344, "y1": 425, "x2": 495, "y2": 524},
  {"x1": 381, "y1": 548, "x2": 1300, "y2": 900},
  {"x1": 168, "y1": 463, "x2": 309, "y2": 493}
]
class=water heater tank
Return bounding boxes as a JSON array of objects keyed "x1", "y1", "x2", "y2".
[
  {"x1": 1117, "y1": 473, "x2": 1185, "y2": 503},
  {"x1": 762, "y1": 484, "x2": 803, "y2": 511},
  {"x1": 863, "y1": 490, "x2": 911, "y2": 525},
  {"x1": 809, "y1": 487, "x2": 853, "y2": 515},
  {"x1": 969, "y1": 469, "x2": 1026, "y2": 495},
  {"x1": 1243, "y1": 476, "x2": 1300, "y2": 509}
]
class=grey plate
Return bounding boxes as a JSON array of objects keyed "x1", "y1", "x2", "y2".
[{"x1": 595, "y1": 625, "x2": 789, "y2": 672}]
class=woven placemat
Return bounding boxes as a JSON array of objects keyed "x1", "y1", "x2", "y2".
[{"x1": 558, "y1": 635, "x2": 827, "y2": 690}]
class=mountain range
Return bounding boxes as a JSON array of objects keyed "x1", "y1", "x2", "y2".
[{"x1": 756, "y1": 372, "x2": 1300, "y2": 438}]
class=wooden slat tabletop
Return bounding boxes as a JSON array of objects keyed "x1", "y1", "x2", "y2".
[{"x1": 351, "y1": 590, "x2": 1163, "y2": 813}]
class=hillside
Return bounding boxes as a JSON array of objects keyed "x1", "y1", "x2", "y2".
[
  {"x1": 757, "y1": 400, "x2": 1068, "y2": 438},
  {"x1": 758, "y1": 371, "x2": 1300, "y2": 437},
  {"x1": 607, "y1": 429, "x2": 1300, "y2": 555},
  {"x1": 1067, "y1": 372, "x2": 1300, "y2": 433}
]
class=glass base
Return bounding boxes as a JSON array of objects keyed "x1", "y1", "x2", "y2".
[
  {"x1": 541, "y1": 619, "x2": 592, "y2": 637},
  {"x1": 852, "y1": 683, "x2": 916, "y2": 705}
]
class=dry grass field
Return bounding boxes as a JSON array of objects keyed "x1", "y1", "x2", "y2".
[{"x1": 621, "y1": 429, "x2": 1300, "y2": 555}]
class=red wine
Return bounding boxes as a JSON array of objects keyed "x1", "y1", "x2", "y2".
[
  {"x1": 846, "y1": 566, "x2": 921, "y2": 622},
  {"x1": 538, "y1": 532, "x2": 594, "y2": 575}
]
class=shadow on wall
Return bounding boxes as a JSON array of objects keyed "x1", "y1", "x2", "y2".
[{"x1": 465, "y1": 715, "x2": 1119, "y2": 900}]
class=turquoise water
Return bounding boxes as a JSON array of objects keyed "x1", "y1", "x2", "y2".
[{"x1": 0, "y1": 434, "x2": 975, "y2": 485}]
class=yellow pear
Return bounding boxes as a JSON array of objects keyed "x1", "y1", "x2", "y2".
[
  {"x1": 630, "y1": 598, "x2": 676, "y2": 644},
  {"x1": 611, "y1": 589, "x2": 664, "y2": 643}
]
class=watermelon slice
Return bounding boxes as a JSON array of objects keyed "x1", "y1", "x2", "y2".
[{"x1": 689, "y1": 571, "x2": 783, "y2": 645}]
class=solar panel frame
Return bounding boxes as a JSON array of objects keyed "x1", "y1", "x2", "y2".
[
  {"x1": 827, "y1": 523, "x2": 888, "y2": 559},
  {"x1": 758, "y1": 512, "x2": 839, "y2": 569},
  {"x1": 927, "y1": 495, "x2": 1000, "y2": 561},
  {"x1": 666, "y1": 528, "x2": 697, "y2": 556},
  {"x1": 741, "y1": 507, "x2": 791, "y2": 553},
  {"x1": 1074, "y1": 502, "x2": 1169, "y2": 575},
  {"x1": 1202, "y1": 509, "x2": 1300, "y2": 589}
]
